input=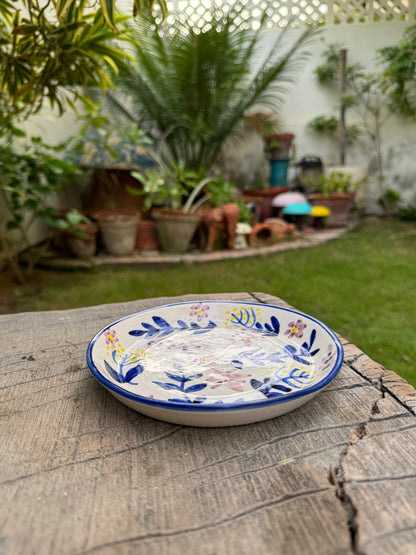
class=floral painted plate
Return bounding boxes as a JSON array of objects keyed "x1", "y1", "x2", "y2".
[{"x1": 87, "y1": 301, "x2": 343, "y2": 427}]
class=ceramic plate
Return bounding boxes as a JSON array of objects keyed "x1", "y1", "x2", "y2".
[{"x1": 87, "y1": 301, "x2": 343, "y2": 427}]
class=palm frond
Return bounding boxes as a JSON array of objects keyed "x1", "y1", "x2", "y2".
[{"x1": 109, "y1": 1, "x2": 318, "y2": 171}]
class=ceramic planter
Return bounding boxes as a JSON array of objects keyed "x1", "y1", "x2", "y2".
[{"x1": 152, "y1": 210, "x2": 201, "y2": 253}]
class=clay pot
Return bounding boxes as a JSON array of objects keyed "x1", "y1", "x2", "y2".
[
  {"x1": 265, "y1": 133, "x2": 295, "y2": 160},
  {"x1": 308, "y1": 193, "x2": 355, "y2": 227},
  {"x1": 136, "y1": 220, "x2": 159, "y2": 251},
  {"x1": 92, "y1": 209, "x2": 140, "y2": 256},
  {"x1": 63, "y1": 223, "x2": 98, "y2": 258},
  {"x1": 152, "y1": 210, "x2": 201, "y2": 253}
]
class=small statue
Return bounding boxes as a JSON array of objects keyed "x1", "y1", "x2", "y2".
[{"x1": 199, "y1": 203, "x2": 240, "y2": 252}]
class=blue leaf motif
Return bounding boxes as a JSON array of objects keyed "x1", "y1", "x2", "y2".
[
  {"x1": 255, "y1": 322, "x2": 263, "y2": 330},
  {"x1": 271, "y1": 316, "x2": 280, "y2": 334},
  {"x1": 128, "y1": 329, "x2": 146, "y2": 337},
  {"x1": 272, "y1": 384, "x2": 291, "y2": 392},
  {"x1": 124, "y1": 364, "x2": 144, "y2": 383},
  {"x1": 250, "y1": 378, "x2": 264, "y2": 390},
  {"x1": 165, "y1": 372, "x2": 187, "y2": 383},
  {"x1": 284, "y1": 345, "x2": 297, "y2": 356},
  {"x1": 105, "y1": 360, "x2": 123, "y2": 383},
  {"x1": 142, "y1": 322, "x2": 157, "y2": 331},
  {"x1": 152, "y1": 316, "x2": 171, "y2": 328},
  {"x1": 177, "y1": 320, "x2": 188, "y2": 328},
  {"x1": 185, "y1": 383, "x2": 207, "y2": 393}
]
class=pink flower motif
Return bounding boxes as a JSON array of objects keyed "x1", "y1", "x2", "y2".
[
  {"x1": 189, "y1": 302, "x2": 210, "y2": 322},
  {"x1": 206, "y1": 369, "x2": 246, "y2": 392},
  {"x1": 284, "y1": 319, "x2": 307, "y2": 339},
  {"x1": 104, "y1": 328, "x2": 119, "y2": 345}
]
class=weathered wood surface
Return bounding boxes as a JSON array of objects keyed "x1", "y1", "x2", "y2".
[{"x1": 1, "y1": 292, "x2": 415, "y2": 555}]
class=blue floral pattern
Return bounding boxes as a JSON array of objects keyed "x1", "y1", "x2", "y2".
[{"x1": 94, "y1": 301, "x2": 339, "y2": 408}]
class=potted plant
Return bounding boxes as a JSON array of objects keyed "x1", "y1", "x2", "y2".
[
  {"x1": 53, "y1": 209, "x2": 98, "y2": 258},
  {"x1": 308, "y1": 170, "x2": 363, "y2": 227},
  {"x1": 130, "y1": 162, "x2": 216, "y2": 253}
]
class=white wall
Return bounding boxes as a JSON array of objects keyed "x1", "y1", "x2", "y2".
[{"x1": 271, "y1": 22, "x2": 416, "y2": 211}]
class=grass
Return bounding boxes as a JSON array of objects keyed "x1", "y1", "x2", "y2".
[{"x1": 3, "y1": 219, "x2": 416, "y2": 387}]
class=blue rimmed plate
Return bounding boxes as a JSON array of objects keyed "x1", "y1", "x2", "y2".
[{"x1": 86, "y1": 301, "x2": 343, "y2": 426}]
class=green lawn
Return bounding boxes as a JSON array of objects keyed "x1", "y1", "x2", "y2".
[{"x1": 6, "y1": 219, "x2": 416, "y2": 387}]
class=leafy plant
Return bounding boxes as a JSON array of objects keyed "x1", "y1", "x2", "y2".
[
  {"x1": 130, "y1": 161, "x2": 216, "y2": 213},
  {"x1": 51, "y1": 209, "x2": 94, "y2": 239},
  {"x1": 317, "y1": 171, "x2": 361, "y2": 197},
  {"x1": 378, "y1": 188, "x2": 401, "y2": 217},
  {"x1": 308, "y1": 42, "x2": 401, "y2": 205},
  {"x1": 378, "y1": 25, "x2": 416, "y2": 119},
  {"x1": 308, "y1": 115, "x2": 360, "y2": 142},
  {"x1": 0, "y1": 2, "x2": 135, "y2": 118},
  {"x1": 397, "y1": 205, "x2": 416, "y2": 222},
  {"x1": 0, "y1": 122, "x2": 79, "y2": 282},
  {"x1": 107, "y1": 1, "x2": 317, "y2": 177}
]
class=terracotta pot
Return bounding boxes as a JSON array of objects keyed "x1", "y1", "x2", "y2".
[
  {"x1": 136, "y1": 220, "x2": 159, "y2": 251},
  {"x1": 63, "y1": 223, "x2": 98, "y2": 258},
  {"x1": 92, "y1": 209, "x2": 140, "y2": 256},
  {"x1": 308, "y1": 193, "x2": 355, "y2": 227},
  {"x1": 265, "y1": 133, "x2": 294, "y2": 160},
  {"x1": 152, "y1": 210, "x2": 201, "y2": 253}
]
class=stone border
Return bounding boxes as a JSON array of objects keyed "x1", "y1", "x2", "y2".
[{"x1": 37, "y1": 227, "x2": 351, "y2": 271}]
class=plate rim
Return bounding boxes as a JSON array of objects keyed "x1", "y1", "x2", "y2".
[{"x1": 86, "y1": 300, "x2": 344, "y2": 413}]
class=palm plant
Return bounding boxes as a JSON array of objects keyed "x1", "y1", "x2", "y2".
[{"x1": 107, "y1": 1, "x2": 318, "y2": 175}]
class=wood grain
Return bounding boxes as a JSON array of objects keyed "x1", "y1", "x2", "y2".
[{"x1": 1, "y1": 292, "x2": 415, "y2": 554}]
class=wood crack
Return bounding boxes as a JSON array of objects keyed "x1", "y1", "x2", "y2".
[{"x1": 328, "y1": 395, "x2": 384, "y2": 554}]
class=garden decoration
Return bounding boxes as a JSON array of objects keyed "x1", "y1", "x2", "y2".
[
  {"x1": 264, "y1": 218, "x2": 297, "y2": 240},
  {"x1": 272, "y1": 192, "x2": 308, "y2": 207},
  {"x1": 308, "y1": 205, "x2": 331, "y2": 230},
  {"x1": 198, "y1": 203, "x2": 240, "y2": 252},
  {"x1": 87, "y1": 300, "x2": 343, "y2": 426},
  {"x1": 296, "y1": 156, "x2": 324, "y2": 191},
  {"x1": 282, "y1": 202, "x2": 313, "y2": 230},
  {"x1": 234, "y1": 222, "x2": 253, "y2": 250},
  {"x1": 271, "y1": 191, "x2": 308, "y2": 217}
]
